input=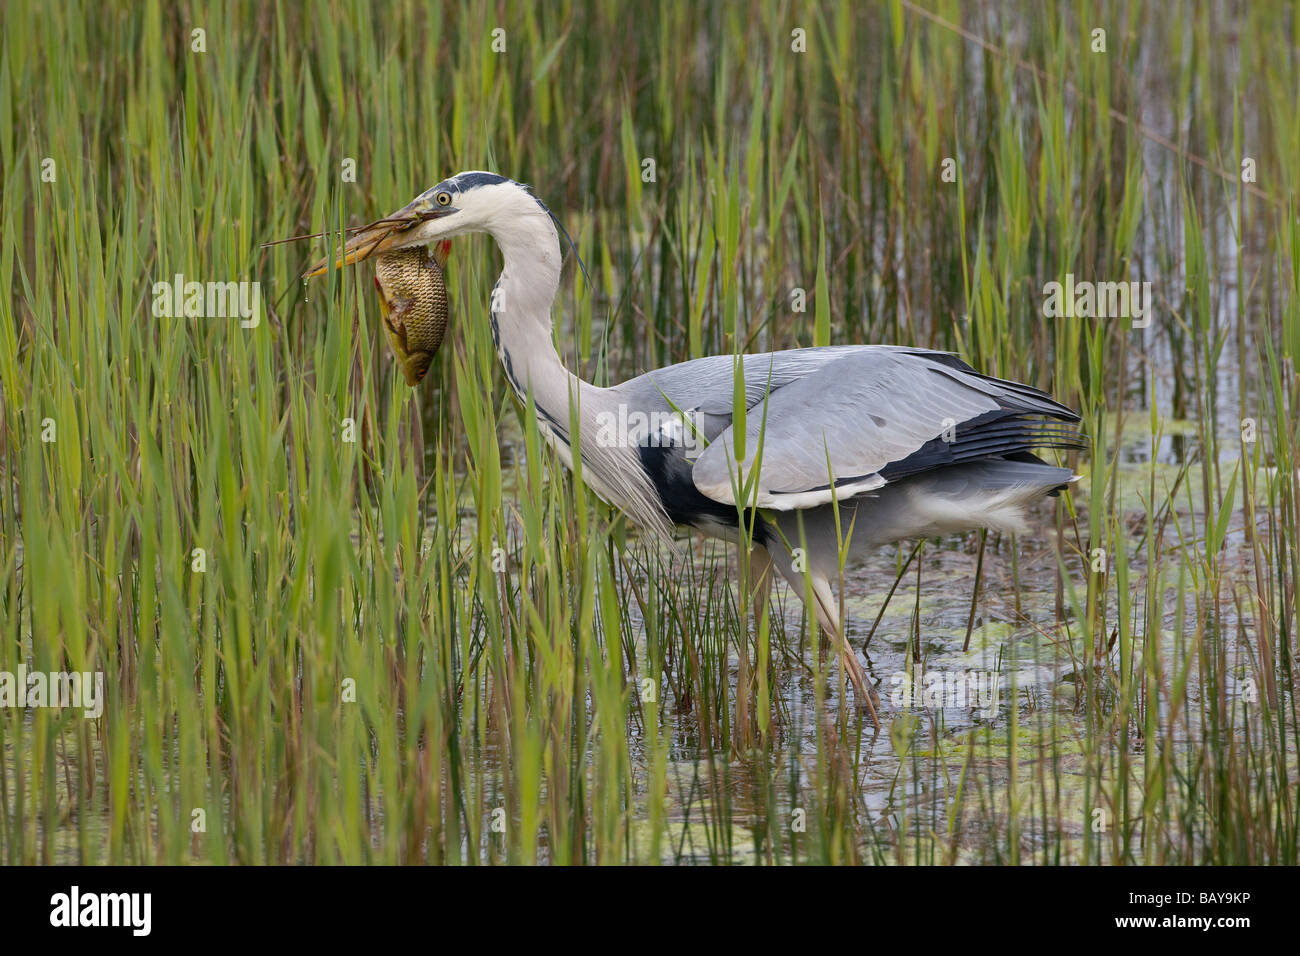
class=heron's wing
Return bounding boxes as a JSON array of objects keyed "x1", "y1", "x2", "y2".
[{"x1": 690, "y1": 348, "x2": 1080, "y2": 510}]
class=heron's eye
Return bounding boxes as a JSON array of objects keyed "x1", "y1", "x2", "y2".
[{"x1": 435, "y1": 191, "x2": 452, "y2": 206}]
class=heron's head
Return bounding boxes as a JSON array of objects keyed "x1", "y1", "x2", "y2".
[{"x1": 305, "y1": 172, "x2": 538, "y2": 277}]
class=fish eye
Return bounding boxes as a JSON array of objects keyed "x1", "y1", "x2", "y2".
[{"x1": 435, "y1": 191, "x2": 453, "y2": 206}]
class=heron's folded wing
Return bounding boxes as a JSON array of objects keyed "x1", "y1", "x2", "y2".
[{"x1": 689, "y1": 349, "x2": 1076, "y2": 510}]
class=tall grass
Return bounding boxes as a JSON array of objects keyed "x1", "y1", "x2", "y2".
[{"x1": 1, "y1": 0, "x2": 1296, "y2": 864}]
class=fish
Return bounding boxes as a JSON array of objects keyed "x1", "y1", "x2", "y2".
[{"x1": 373, "y1": 240, "x2": 451, "y2": 386}]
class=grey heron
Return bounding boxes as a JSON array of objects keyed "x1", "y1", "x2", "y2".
[{"x1": 308, "y1": 171, "x2": 1082, "y2": 724}]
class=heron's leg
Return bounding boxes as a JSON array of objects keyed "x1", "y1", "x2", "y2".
[{"x1": 808, "y1": 571, "x2": 880, "y2": 729}]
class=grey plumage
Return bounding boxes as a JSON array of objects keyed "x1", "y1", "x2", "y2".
[{"x1": 614, "y1": 344, "x2": 1078, "y2": 521}]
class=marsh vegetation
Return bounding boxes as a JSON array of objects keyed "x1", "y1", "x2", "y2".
[{"x1": 1, "y1": 0, "x2": 1297, "y2": 864}]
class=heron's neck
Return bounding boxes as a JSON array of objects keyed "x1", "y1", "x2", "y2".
[
  {"x1": 481, "y1": 189, "x2": 672, "y2": 539},
  {"x1": 486, "y1": 203, "x2": 592, "y2": 425}
]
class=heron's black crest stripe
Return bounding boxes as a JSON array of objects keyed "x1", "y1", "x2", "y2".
[{"x1": 452, "y1": 171, "x2": 509, "y2": 191}]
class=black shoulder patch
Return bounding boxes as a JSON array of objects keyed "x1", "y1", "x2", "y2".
[{"x1": 637, "y1": 445, "x2": 777, "y2": 545}]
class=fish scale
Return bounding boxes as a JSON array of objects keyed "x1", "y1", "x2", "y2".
[{"x1": 373, "y1": 244, "x2": 449, "y2": 386}]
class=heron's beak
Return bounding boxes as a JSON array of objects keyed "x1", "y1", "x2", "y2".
[{"x1": 303, "y1": 197, "x2": 458, "y2": 278}]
